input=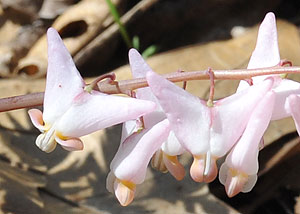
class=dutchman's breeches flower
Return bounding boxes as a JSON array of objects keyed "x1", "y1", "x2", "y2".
[
  {"x1": 106, "y1": 49, "x2": 185, "y2": 206},
  {"x1": 219, "y1": 91, "x2": 275, "y2": 197},
  {"x1": 220, "y1": 12, "x2": 300, "y2": 197},
  {"x1": 107, "y1": 119, "x2": 171, "y2": 206},
  {"x1": 28, "y1": 28, "x2": 156, "y2": 152},
  {"x1": 129, "y1": 49, "x2": 186, "y2": 181},
  {"x1": 146, "y1": 68, "x2": 274, "y2": 184}
]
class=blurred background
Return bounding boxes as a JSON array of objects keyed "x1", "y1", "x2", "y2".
[{"x1": 0, "y1": 0, "x2": 300, "y2": 213}]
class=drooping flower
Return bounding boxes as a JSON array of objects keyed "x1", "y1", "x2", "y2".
[
  {"x1": 220, "y1": 12, "x2": 300, "y2": 197},
  {"x1": 238, "y1": 12, "x2": 300, "y2": 121},
  {"x1": 146, "y1": 68, "x2": 274, "y2": 184},
  {"x1": 28, "y1": 28, "x2": 156, "y2": 153},
  {"x1": 219, "y1": 91, "x2": 275, "y2": 197},
  {"x1": 129, "y1": 49, "x2": 186, "y2": 180},
  {"x1": 106, "y1": 119, "x2": 170, "y2": 206},
  {"x1": 106, "y1": 49, "x2": 185, "y2": 206}
]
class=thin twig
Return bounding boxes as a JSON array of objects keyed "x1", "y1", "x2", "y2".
[
  {"x1": 97, "y1": 66, "x2": 300, "y2": 93},
  {"x1": 1, "y1": 66, "x2": 300, "y2": 113}
]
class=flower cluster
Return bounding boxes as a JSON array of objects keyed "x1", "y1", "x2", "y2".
[{"x1": 29, "y1": 12, "x2": 300, "y2": 206}]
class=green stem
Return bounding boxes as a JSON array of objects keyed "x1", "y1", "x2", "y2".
[{"x1": 106, "y1": 0, "x2": 132, "y2": 48}]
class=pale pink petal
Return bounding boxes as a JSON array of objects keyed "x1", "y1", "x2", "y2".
[
  {"x1": 111, "y1": 119, "x2": 170, "y2": 184},
  {"x1": 161, "y1": 130, "x2": 185, "y2": 156},
  {"x1": 55, "y1": 136, "x2": 84, "y2": 151},
  {"x1": 113, "y1": 180, "x2": 135, "y2": 206},
  {"x1": 163, "y1": 154, "x2": 185, "y2": 181},
  {"x1": 219, "y1": 163, "x2": 257, "y2": 197},
  {"x1": 248, "y1": 12, "x2": 280, "y2": 70},
  {"x1": 120, "y1": 120, "x2": 140, "y2": 144},
  {"x1": 238, "y1": 12, "x2": 280, "y2": 90},
  {"x1": 190, "y1": 154, "x2": 218, "y2": 183},
  {"x1": 55, "y1": 91, "x2": 156, "y2": 137},
  {"x1": 226, "y1": 91, "x2": 275, "y2": 175},
  {"x1": 43, "y1": 28, "x2": 85, "y2": 125},
  {"x1": 287, "y1": 94, "x2": 300, "y2": 135},
  {"x1": 129, "y1": 48, "x2": 153, "y2": 78},
  {"x1": 129, "y1": 48, "x2": 162, "y2": 111},
  {"x1": 28, "y1": 109, "x2": 45, "y2": 131},
  {"x1": 146, "y1": 70, "x2": 211, "y2": 155},
  {"x1": 271, "y1": 79, "x2": 300, "y2": 120},
  {"x1": 210, "y1": 77, "x2": 274, "y2": 157},
  {"x1": 129, "y1": 49, "x2": 185, "y2": 155},
  {"x1": 242, "y1": 174, "x2": 258, "y2": 193}
]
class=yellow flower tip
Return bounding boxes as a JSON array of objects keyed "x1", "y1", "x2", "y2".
[
  {"x1": 83, "y1": 84, "x2": 95, "y2": 94},
  {"x1": 190, "y1": 155, "x2": 218, "y2": 183},
  {"x1": 280, "y1": 73, "x2": 288, "y2": 79},
  {"x1": 151, "y1": 150, "x2": 168, "y2": 173},
  {"x1": 55, "y1": 131, "x2": 69, "y2": 141},
  {"x1": 206, "y1": 99, "x2": 214, "y2": 107},
  {"x1": 163, "y1": 153, "x2": 185, "y2": 181},
  {"x1": 225, "y1": 169, "x2": 248, "y2": 198},
  {"x1": 114, "y1": 179, "x2": 136, "y2": 206}
]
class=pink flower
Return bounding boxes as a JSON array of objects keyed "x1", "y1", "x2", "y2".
[
  {"x1": 106, "y1": 49, "x2": 185, "y2": 206},
  {"x1": 146, "y1": 67, "x2": 274, "y2": 184},
  {"x1": 28, "y1": 28, "x2": 156, "y2": 153},
  {"x1": 219, "y1": 12, "x2": 300, "y2": 197}
]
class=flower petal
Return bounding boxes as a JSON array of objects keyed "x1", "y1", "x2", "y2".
[
  {"x1": 43, "y1": 28, "x2": 85, "y2": 125},
  {"x1": 28, "y1": 109, "x2": 45, "y2": 131},
  {"x1": 238, "y1": 12, "x2": 280, "y2": 90},
  {"x1": 129, "y1": 48, "x2": 153, "y2": 78},
  {"x1": 129, "y1": 48, "x2": 163, "y2": 119},
  {"x1": 271, "y1": 79, "x2": 300, "y2": 120},
  {"x1": 114, "y1": 179, "x2": 136, "y2": 206},
  {"x1": 56, "y1": 91, "x2": 156, "y2": 137},
  {"x1": 120, "y1": 119, "x2": 140, "y2": 144},
  {"x1": 226, "y1": 91, "x2": 275, "y2": 175},
  {"x1": 146, "y1": 70, "x2": 211, "y2": 155},
  {"x1": 190, "y1": 154, "x2": 218, "y2": 183},
  {"x1": 110, "y1": 119, "x2": 170, "y2": 184},
  {"x1": 210, "y1": 77, "x2": 274, "y2": 157},
  {"x1": 55, "y1": 136, "x2": 84, "y2": 151},
  {"x1": 161, "y1": 130, "x2": 185, "y2": 156},
  {"x1": 248, "y1": 12, "x2": 280, "y2": 70},
  {"x1": 35, "y1": 131, "x2": 57, "y2": 153},
  {"x1": 163, "y1": 153, "x2": 185, "y2": 181},
  {"x1": 287, "y1": 94, "x2": 300, "y2": 135}
]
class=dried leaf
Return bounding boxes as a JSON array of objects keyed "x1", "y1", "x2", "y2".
[
  {"x1": 39, "y1": 0, "x2": 78, "y2": 19},
  {"x1": 16, "y1": 0, "x2": 121, "y2": 78},
  {"x1": 1, "y1": 0, "x2": 42, "y2": 23}
]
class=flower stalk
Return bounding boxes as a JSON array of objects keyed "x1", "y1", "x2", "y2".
[{"x1": 1, "y1": 65, "x2": 300, "y2": 113}]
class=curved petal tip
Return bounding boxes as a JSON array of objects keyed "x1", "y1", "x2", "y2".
[{"x1": 114, "y1": 180, "x2": 136, "y2": 206}]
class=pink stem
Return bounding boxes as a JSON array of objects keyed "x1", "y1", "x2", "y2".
[
  {"x1": 1, "y1": 66, "x2": 300, "y2": 112},
  {"x1": 0, "y1": 92, "x2": 44, "y2": 112}
]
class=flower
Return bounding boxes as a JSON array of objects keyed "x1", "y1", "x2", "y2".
[
  {"x1": 28, "y1": 28, "x2": 156, "y2": 153},
  {"x1": 219, "y1": 12, "x2": 300, "y2": 197},
  {"x1": 129, "y1": 49, "x2": 186, "y2": 180},
  {"x1": 146, "y1": 67, "x2": 274, "y2": 184},
  {"x1": 237, "y1": 12, "x2": 300, "y2": 121},
  {"x1": 219, "y1": 91, "x2": 275, "y2": 197},
  {"x1": 106, "y1": 119, "x2": 170, "y2": 206},
  {"x1": 106, "y1": 49, "x2": 185, "y2": 206}
]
